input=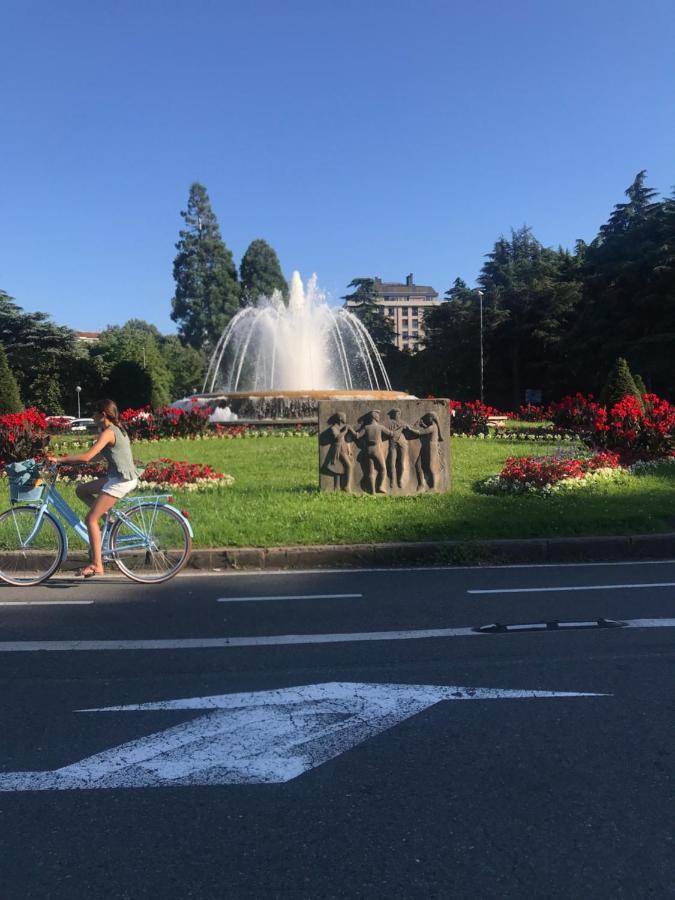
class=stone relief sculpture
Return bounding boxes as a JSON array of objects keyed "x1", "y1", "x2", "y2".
[
  {"x1": 321, "y1": 412, "x2": 357, "y2": 491},
  {"x1": 318, "y1": 400, "x2": 449, "y2": 496},
  {"x1": 413, "y1": 411, "x2": 444, "y2": 491},
  {"x1": 354, "y1": 410, "x2": 392, "y2": 494},
  {"x1": 386, "y1": 407, "x2": 419, "y2": 490}
]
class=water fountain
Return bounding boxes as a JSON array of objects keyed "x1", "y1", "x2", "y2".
[{"x1": 196, "y1": 272, "x2": 410, "y2": 420}]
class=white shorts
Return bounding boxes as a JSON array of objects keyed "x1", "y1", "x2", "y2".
[{"x1": 102, "y1": 477, "x2": 138, "y2": 499}]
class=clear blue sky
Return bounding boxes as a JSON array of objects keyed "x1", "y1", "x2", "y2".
[{"x1": 2, "y1": 0, "x2": 674, "y2": 333}]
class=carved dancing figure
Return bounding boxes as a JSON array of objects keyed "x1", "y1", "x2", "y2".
[
  {"x1": 386, "y1": 408, "x2": 419, "y2": 490},
  {"x1": 323, "y1": 412, "x2": 356, "y2": 491},
  {"x1": 355, "y1": 410, "x2": 392, "y2": 494},
  {"x1": 414, "y1": 411, "x2": 444, "y2": 490}
]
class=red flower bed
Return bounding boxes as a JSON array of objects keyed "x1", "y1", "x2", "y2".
[
  {"x1": 119, "y1": 403, "x2": 213, "y2": 441},
  {"x1": 548, "y1": 392, "x2": 675, "y2": 463},
  {"x1": 56, "y1": 457, "x2": 229, "y2": 490},
  {"x1": 506, "y1": 403, "x2": 548, "y2": 422},
  {"x1": 500, "y1": 451, "x2": 621, "y2": 487},
  {"x1": 548, "y1": 393, "x2": 608, "y2": 437},
  {"x1": 140, "y1": 458, "x2": 225, "y2": 486},
  {"x1": 449, "y1": 400, "x2": 501, "y2": 435},
  {"x1": 0, "y1": 409, "x2": 49, "y2": 465}
]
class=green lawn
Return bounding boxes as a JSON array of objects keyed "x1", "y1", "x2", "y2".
[{"x1": 2, "y1": 436, "x2": 673, "y2": 547}]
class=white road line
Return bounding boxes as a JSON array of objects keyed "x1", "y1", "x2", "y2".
[
  {"x1": 469, "y1": 582, "x2": 675, "y2": 595},
  {"x1": 192, "y1": 559, "x2": 675, "y2": 577},
  {"x1": 216, "y1": 593, "x2": 362, "y2": 603},
  {"x1": 0, "y1": 618, "x2": 673, "y2": 652},
  {"x1": 0, "y1": 600, "x2": 95, "y2": 607}
]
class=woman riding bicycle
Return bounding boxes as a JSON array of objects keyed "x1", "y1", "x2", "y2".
[{"x1": 48, "y1": 398, "x2": 139, "y2": 578}]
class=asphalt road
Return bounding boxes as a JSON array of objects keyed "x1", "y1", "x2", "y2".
[{"x1": 0, "y1": 561, "x2": 673, "y2": 899}]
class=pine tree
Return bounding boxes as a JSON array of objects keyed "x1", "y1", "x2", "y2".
[
  {"x1": 633, "y1": 373, "x2": 647, "y2": 396},
  {"x1": 240, "y1": 239, "x2": 288, "y2": 306},
  {"x1": 599, "y1": 170, "x2": 658, "y2": 238},
  {"x1": 575, "y1": 171, "x2": 671, "y2": 395},
  {"x1": 478, "y1": 228, "x2": 581, "y2": 407},
  {"x1": 342, "y1": 278, "x2": 395, "y2": 352},
  {"x1": 170, "y1": 183, "x2": 240, "y2": 350},
  {"x1": 601, "y1": 357, "x2": 642, "y2": 409},
  {"x1": 0, "y1": 344, "x2": 22, "y2": 413},
  {"x1": 0, "y1": 289, "x2": 80, "y2": 406}
]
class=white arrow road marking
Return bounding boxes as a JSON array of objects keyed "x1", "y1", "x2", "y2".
[{"x1": 0, "y1": 682, "x2": 606, "y2": 791}]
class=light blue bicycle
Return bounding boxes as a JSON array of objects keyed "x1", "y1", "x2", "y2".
[{"x1": 0, "y1": 460, "x2": 193, "y2": 586}]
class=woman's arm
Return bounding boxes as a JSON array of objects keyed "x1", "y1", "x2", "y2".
[{"x1": 50, "y1": 428, "x2": 114, "y2": 465}]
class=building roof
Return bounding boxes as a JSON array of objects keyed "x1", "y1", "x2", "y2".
[
  {"x1": 75, "y1": 330, "x2": 101, "y2": 341},
  {"x1": 373, "y1": 275, "x2": 438, "y2": 298},
  {"x1": 375, "y1": 283, "x2": 437, "y2": 296}
]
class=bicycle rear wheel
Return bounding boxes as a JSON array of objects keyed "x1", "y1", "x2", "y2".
[
  {"x1": 0, "y1": 506, "x2": 64, "y2": 586},
  {"x1": 109, "y1": 503, "x2": 192, "y2": 584}
]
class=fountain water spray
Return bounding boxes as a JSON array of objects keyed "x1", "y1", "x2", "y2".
[{"x1": 203, "y1": 272, "x2": 392, "y2": 393}]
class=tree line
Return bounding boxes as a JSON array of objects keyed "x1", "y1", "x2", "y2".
[
  {"x1": 0, "y1": 182, "x2": 288, "y2": 414},
  {"x1": 351, "y1": 170, "x2": 673, "y2": 407},
  {"x1": 1, "y1": 172, "x2": 672, "y2": 415}
]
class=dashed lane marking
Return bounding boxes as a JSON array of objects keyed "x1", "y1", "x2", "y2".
[
  {"x1": 469, "y1": 582, "x2": 675, "y2": 594},
  {"x1": 216, "y1": 593, "x2": 362, "y2": 603}
]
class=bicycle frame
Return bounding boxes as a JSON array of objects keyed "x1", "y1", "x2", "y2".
[{"x1": 16, "y1": 477, "x2": 192, "y2": 565}]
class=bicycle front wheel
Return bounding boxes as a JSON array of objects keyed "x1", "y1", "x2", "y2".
[
  {"x1": 0, "y1": 506, "x2": 64, "y2": 586},
  {"x1": 109, "y1": 504, "x2": 192, "y2": 584}
]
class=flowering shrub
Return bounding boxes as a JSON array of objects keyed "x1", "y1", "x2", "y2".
[
  {"x1": 45, "y1": 416, "x2": 74, "y2": 435},
  {"x1": 119, "y1": 404, "x2": 213, "y2": 441},
  {"x1": 548, "y1": 393, "x2": 608, "y2": 438},
  {"x1": 450, "y1": 400, "x2": 501, "y2": 435},
  {"x1": 55, "y1": 457, "x2": 233, "y2": 492},
  {"x1": 547, "y1": 392, "x2": 675, "y2": 463},
  {"x1": 0, "y1": 409, "x2": 50, "y2": 465},
  {"x1": 506, "y1": 404, "x2": 548, "y2": 422},
  {"x1": 604, "y1": 394, "x2": 675, "y2": 463}
]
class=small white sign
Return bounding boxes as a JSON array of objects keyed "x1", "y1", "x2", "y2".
[{"x1": 0, "y1": 682, "x2": 604, "y2": 791}]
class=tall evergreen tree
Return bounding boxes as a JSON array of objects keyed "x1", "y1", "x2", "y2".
[
  {"x1": 170, "y1": 183, "x2": 240, "y2": 350},
  {"x1": 601, "y1": 357, "x2": 642, "y2": 409},
  {"x1": 478, "y1": 228, "x2": 582, "y2": 407},
  {"x1": 0, "y1": 344, "x2": 22, "y2": 414},
  {"x1": 574, "y1": 171, "x2": 672, "y2": 396},
  {"x1": 239, "y1": 239, "x2": 288, "y2": 306},
  {"x1": 342, "y1": 278, "x2": 395, "y2": 352},
  {"x1": 420, "y1": 278, "x2": 484, "y2": 399},
  {"x1": 0, "y1": 289, "x2": 80, "y2": 410}
]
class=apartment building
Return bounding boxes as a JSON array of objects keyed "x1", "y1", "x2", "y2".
[{"x1": 346, "y1": 274, "x2": 441, "y2": 353}]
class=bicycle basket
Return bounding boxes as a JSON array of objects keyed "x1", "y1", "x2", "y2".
[{"x1": 5, "y1": 459, "x2": 44, "y2": 503}]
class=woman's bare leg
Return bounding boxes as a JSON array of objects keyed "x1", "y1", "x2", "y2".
[
  {"x1": 76, "y1": 477, "x2": 108, "y2": 511},
  {"x1": 84, "y1": 492, "x2": 118, "y2": 574}
]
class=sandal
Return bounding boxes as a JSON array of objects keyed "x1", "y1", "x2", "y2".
[{"x1": 76, "y1": 564, "x2": 104, "y2": 578}]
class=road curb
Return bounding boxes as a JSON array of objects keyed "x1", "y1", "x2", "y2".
[{"x1": 185, "y1": 533, "x2": 675, "y2": 570}]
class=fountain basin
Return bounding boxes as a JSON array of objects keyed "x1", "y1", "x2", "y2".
[{"x1": 192, "y1": 389, "x2": 414, "y2": 422}]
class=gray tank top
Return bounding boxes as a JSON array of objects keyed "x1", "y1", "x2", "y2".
[{"x1": 100, "y1": 425, "x2": 138, "y2": 481}]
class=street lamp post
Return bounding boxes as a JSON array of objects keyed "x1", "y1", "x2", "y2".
[
  {"x1": 76, "y1": 386, "x2": 82, "y2": 419},
  {"x1": 476, "y1": 290, "x2": 484, "y2": 404}
]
